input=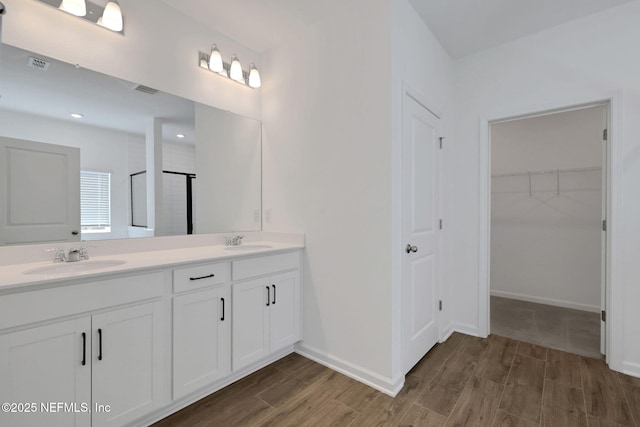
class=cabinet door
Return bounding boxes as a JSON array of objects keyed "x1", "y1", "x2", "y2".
[
  {"x1": 269, "y1": 271, "x2": 300, "y2": 352},
  {"x1": 92, "y1": 302, "x2": 164, "y2": 427},
  {"x1": 0, "y1": 317, "x2": 91, "y2": 427},
  {"x1": 232, "y1": 278, "x2": 269, "y2": 371},
  {"x1": 173, "y1": 286, "x2": 230, "y2": 399}
]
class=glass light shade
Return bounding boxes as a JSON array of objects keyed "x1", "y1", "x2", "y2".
[
  {"x1": 99, "y1": 1, "x2": 123, "y2": 32},
  {"x1": 59, "y1": 0, "x2": 87, "y2": 16},
  {"x1": 229, "y1": 55, "x2": 244, "y2": 82},
  {"x1": 208, "y1": 45, "x2": 223, "y2": 73},
  {"x1": 248, "y1": 64, "x2": 261, "y2": 88}
]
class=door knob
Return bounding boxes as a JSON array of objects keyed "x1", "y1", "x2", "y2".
[
  {"x1": 71, "y1": 230, "x2": 79, "y2": 235},
  {"x1": 406, "y1": 244, "x2": 418, "y2": 254}
]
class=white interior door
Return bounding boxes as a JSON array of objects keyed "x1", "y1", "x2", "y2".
[
  {"x1": 0, "y1": 136, "x2": 80, "y2": 245},
  {"x1": 402, "y1": 93, "x2": 441, "y2": 374}
]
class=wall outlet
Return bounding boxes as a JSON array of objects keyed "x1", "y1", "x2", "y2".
[{"x1": 265, "y1": 208, "x2": 272, "y2": 223}]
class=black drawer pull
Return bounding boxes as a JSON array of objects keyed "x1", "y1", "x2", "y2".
[
  {"x1": 190, "y1": 274, "x2": 215, "y2": 281},
  {"x1": 272, "y1": 284, "x2": 276, "y2": 305},
  {"x1": 221, "y1": 297, "x2": 225, "y2": 321},
  {"x1": 266, "y1": 286, "x2": 270, "y2": 306},
  {"x1": 98, "y1": 329, "x2": 103, "y2": 361},
  {"x1": 81, "y1": 332, "x2": 86, "y2": 366}
]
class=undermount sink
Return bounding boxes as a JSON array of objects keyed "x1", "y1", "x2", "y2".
[
  {"x1": 223, "y1": 244, "x2": 273, "y2": 251},
  {"x1": 23, "y1": 259, "x2": 127, "y2": 276}
]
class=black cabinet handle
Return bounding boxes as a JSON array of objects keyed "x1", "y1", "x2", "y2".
[
  {"x1": 81, "y1": 332, "x2": 86, "y2": 366},
  {"x1": 266, "y1": 286, "x2": 270, "y2": 306},
  {"x1": 272, "y1": 284, "x2": 276, "y2": 305},
  {"x1": 190, "y1": 274, "x2": 215, "y2": 281},
  {"x1": 98, "y1": 329, "x2": 103, "y2": 361},
  {"x1": 221, "y1": 297, "x2": 225, "y2": 321}
]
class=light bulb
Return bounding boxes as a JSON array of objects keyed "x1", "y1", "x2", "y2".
[
  {"x1": 229, "y1": 55, "x2": 244, "y2": 83},
  {"x1": 59, "y1": 0, "x2": 87, "y2": 17},
  {"x1": 208, "y1": 44, "x2": 223, "y2": 73},
  {"x1": 248, "y1": 64, "x2": 261, "y2": 88},
  {"x1": 99, "y1": 1, "x2": 123, "y2": 32}
]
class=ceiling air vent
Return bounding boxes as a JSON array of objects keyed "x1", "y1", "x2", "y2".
[
  {"x1": 133, "y1": 84, "x2": 158, "y2": 95},
  {"x1": 27, "y1": 56, "x2": 50, "y2": 71}
]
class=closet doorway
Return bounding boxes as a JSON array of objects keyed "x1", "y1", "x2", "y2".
[{"x1": 489, "y1": 104, "x2": 608, "y2": 359}]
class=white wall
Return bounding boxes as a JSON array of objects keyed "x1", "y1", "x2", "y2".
[
  {"x1": 261, "y1": 0, "x2": 453, "y2": 393},
  {"x1": 451, "y1": 2, "x2": 640, "y2": 375},
  {"x1": 0, "y1": 108, "x2": 130, "y2": 240},
  {"x1": 490, "y1": 107, "x2": 604, "y2": 312},
  {"x1": 390, "y1": 0, "x2": 454, "y2": 382},
  {"x1": 262, "y1": 0, "x2": 394, "y2": 391},
  {"x1": 1, "y1": 0, "x2": 262, "y2": 120}
]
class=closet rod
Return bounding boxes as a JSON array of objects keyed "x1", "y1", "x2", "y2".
[{"x1": 492, "y1": 166, "x2": 601, "y2": 179}]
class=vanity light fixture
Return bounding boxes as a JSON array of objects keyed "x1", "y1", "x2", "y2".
[
  {"x1": 36, "y1": 0, "x2": 124, "y2": 34},
  {"x1": 99, "y1": 1, "x2": 123, "y2": 32},
  {"x1": 198, "y1": 47, "x2": 262, "y2": 89},
  {"x1": 248, "y1": 64, "x2": 261, "y2": 89},
  {"x1": 59, "y1": 0, "x2": 86, "y2": 16},
  {"x1": 208, "y1": 44, "x2": 224, "y2": 73}
]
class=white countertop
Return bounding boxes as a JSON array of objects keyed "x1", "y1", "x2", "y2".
[{"x1": 0, "y1": 241, "x2": 303, "y2": 293}]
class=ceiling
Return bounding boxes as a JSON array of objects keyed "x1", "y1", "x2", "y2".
[
  {"x1": 408, "y1": 0, "x2": 635, "y2": 58},
  {"x1": 162, "y1": 0, "x2": 634, "y2": 58}
]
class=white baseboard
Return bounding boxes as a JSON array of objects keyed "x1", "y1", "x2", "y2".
[
  {"x1": 622, "y1": 361, "x2": 640, "y2": 379},
  {"x1": 491, "y1": 290, "x2": 600, "y2": 313},
  {"x1": 451, "y1": 322, "x2": 480, "y2": 337},
  {"x1": 295, "y1": 343, "x2": 403, "y2": 397}
]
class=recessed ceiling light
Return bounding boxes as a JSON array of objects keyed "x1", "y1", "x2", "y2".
[
  {"x1": 70, "y1": 113, "x2": 84, "y2": 119},
  {"x1": 177, "y1": 134, "x2": 185, "y2": 139}
]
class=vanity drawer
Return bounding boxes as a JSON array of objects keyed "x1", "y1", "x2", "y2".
[
  {"x1": 173, "y1": 262, "x2": 227, "y2": 293},
  {"x1": 232, "y1": 251, "x2": 300, "y2": 281}
]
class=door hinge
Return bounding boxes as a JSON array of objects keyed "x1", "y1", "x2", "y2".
[
  {"x1": 439, "y1": 219, "x2": 443, "y2": 230},
  {"x1": 602, "y1": 219, "x2": 607, "y2": 232},
  {"x1": 603, "y1": 129, "x2": 608, "y2": 141},
  {"x1": 601, "y1": 310, "x2": 606, "y2": 322},
  {"x1": 439, "y1": 300, "x2": 443, "y2": 311},
  {"x1": 439, "y1": 137, "x2": 444, "y2": 149}
]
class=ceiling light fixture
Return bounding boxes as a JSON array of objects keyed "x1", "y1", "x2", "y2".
[
  {"x1": 99, "y1": 0, "x2": 123, "y2": 32},
  {"x1": 198, "y1": 46, "x2": 262, "y2": 89},
  {"x1": 70, "y1": 113, "x2": 84, "y2": 119},
  {"x1": 177, "y1": 134, "x2": 185, "y2": 139},
  {"x1": 36, "y1": 0, "x2": 124, "y2": 34}
]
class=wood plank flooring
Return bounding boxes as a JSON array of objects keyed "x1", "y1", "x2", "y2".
[{"x1": 153, "y1": 334, "x2": 639, "y2": 426}]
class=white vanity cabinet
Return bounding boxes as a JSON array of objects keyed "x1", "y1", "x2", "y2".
[
  {"x1": 0, "y1": 273, "x2": 166, "y2": 427},
  {"x1": 172, "y1": 263, "x2": 231, "y2": 399},
  {"x1": 232, "y1": 252, "x2": 301, "y2": 371}
]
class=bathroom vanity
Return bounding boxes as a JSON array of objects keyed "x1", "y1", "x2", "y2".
[{"x1": 0, "y1": 237, "x2": 303, "y2": 427}]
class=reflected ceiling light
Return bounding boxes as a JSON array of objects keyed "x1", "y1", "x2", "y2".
[
  {"x1": 248, "y1": 64, "x2": 261, "y2": 88},
  {"x1": 99, "y1": 1, "x2": 123, "y2": 32},
  {"x1": 229, "y1": 55, "x2": 244, "y2": 83},
  {"x1": 208, "y1": 44, "x2": 223, "y2": 73},
  {"x1": 198, "y1": 46, "x2": 261, "y2": 89},
  {"x1": 59, "y1": 0, "x2": 86, "y2": 16},
  {"x1": 70, "y1": 113, "x2": 84, "y2": 119}
]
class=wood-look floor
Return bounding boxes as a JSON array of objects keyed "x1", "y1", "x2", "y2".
[{"x1": 153, "y1": 334, "x2": 640, "y2": 427}]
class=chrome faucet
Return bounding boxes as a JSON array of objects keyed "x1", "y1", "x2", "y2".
[
  {"x1": 225, "y1": 235, "x2": 244, "y2": 246},
  {"x1": 45, "y1": 247, "x2": 90, "y2": 263}
]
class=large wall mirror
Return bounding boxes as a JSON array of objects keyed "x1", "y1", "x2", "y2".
[{"x1": 0, "y1": 43, "x2": 262, "y2": 245}]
